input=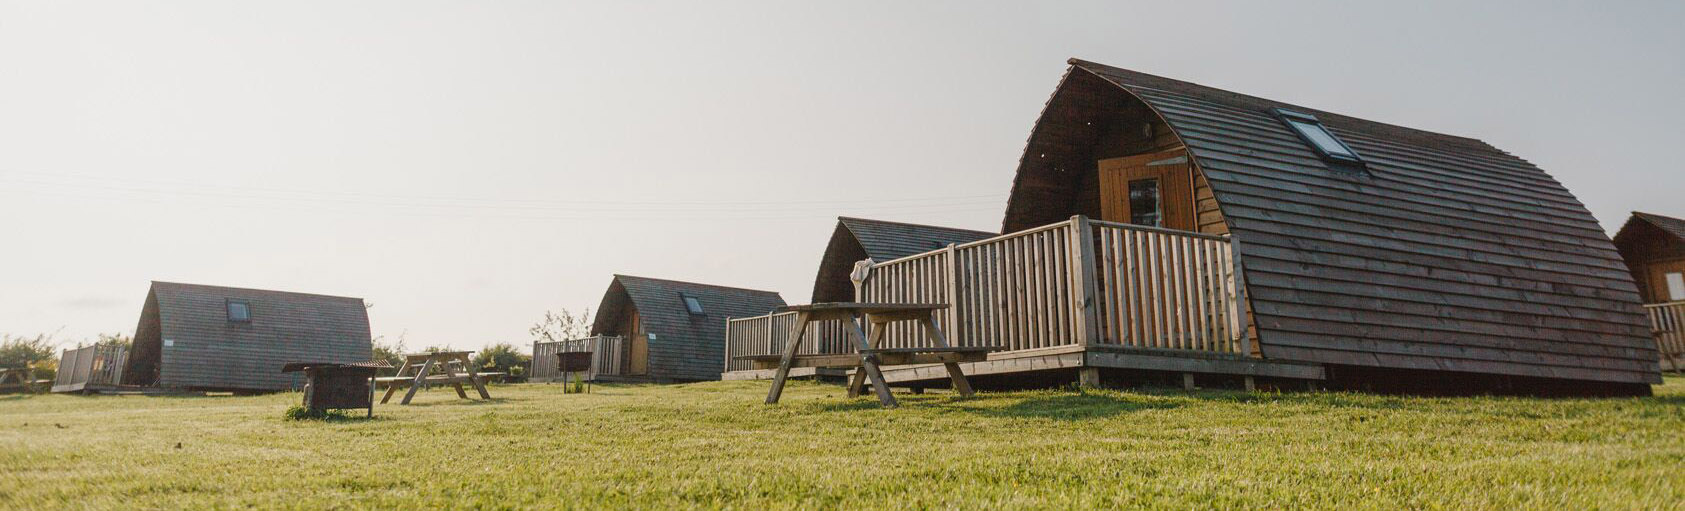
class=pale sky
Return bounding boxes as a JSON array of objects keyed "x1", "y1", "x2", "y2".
[{"x1": 3, "y1": 1, "x2": 1682, "y2": 352}]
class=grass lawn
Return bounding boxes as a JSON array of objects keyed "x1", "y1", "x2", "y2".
[{"x1": 2, "y1": 377, "x2": 1683, "y2": 510}]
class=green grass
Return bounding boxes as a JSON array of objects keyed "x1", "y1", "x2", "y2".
[{"x1": 2, "y1": 378, "x2": 1683, "y2": 510}]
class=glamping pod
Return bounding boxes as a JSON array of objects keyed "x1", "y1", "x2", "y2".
[
  {"x1": 1613, "y1": 212, "x2": 1685, "y2": 371},
  {"x1": 726, "y1": 59, "x2": 1659, "y2": 395},
  {"x1": 121, "y1": 281, "x2": 372, "y2": 392},
  {"x1": 591, "y1": 275, "x2": 785, "y2": 382},
  {"x1": 811, "y1": 217, "x2": 995, "y2": 303}
]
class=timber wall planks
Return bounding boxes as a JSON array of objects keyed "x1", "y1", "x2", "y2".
[
  {"x1": 596, "y1": 275, "x2": 785, "y2": 381},
  {"x1": 1003, "y1": 60, "x2": 1658, "y2": 384},
  {"x1": 135, "y1": 282, "x2": 372, "y2": 391}
]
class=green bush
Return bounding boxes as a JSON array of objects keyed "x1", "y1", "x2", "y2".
[{"x1": 284, "y1": 405, "x2": 349, "y2": 421}]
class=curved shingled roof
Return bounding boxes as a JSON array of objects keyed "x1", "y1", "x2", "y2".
[
  {"x1": 592, "y1": 274, "x2": 785, "y2": 380},
  {"x1": 126, "y1": 281, "x2": 372, "y2": 391},
  {"x1": 1005, "y1": 59, "x2": 1658, "y2": 384},
  {"x1": 811, "y1": 217, "x2": 996, "y2": 301}
]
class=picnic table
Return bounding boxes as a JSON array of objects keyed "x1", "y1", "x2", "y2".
[
  {"x1": 0, "y1": 368, "x2": 35, "y2": 393},
  {"x1": 755, "y1": 302, "x2": 996, "y2": 408},
  {"x1": 375, "y1": 352, "x2": 497, "y2": 405}
]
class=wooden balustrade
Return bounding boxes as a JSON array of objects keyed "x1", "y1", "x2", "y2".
[
  {"x1": 1646, "y1": 301, "x2": 1685, "y2": 372},
  {"x1": 532, "y1": 336, "x2": 626, "y2": 381},
  {"x1": 52, "y1": 344, "x2": 128, "y2": 392},
  {"x1": 1090, "y1": 219, "x2": 1248, "y2": 354},
  {"x1": 723, "y1": 312, "x2": 857, "y2": 372},
  {"x1": 721, "y1": 216, "x2": 1253, "y2": 375}
]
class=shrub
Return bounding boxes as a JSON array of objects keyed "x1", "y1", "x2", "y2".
[{"x1": 284, "y1": 405, "x2": 350, "y2": 421}]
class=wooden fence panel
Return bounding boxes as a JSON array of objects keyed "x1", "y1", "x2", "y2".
[
  {"x1": 1090, "y1": 220, "x2": 1245, "y2": 353},
  {"x1": 532, "y1": 336, "x2": 626, "y2": 381},
  {"x1": 719, "y1": 217, "x2": 1253, "y2": 372},
  {"x1": 52, "y1": 344, "x2": 127, "y2": 392},
  {"x1": 1647, "y1": 302, "x2": 1685, "y2": 371},
  {"x1": 722, "y1": 313, "x2": 857, "y2": 372}
]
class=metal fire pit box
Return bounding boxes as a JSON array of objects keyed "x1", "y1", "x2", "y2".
[
  {"x1": 281, "y1": 361, "x2": 388, "y2": 417},
  {"x1": 556, "y1": 351, "x2": 594, "y2": 393}
]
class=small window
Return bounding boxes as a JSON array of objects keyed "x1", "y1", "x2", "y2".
[
  {"x1": 1667, "y1": 272, "x2": 1685, "y2": 302},
  {"x1": 1273, "y1": 108, "x2": 1365, "y2": 171},
  {"x1": 226, "y1": 300, "x2": 251, "y2": 322},
  {"x1": 681, "y1": 295, "x2": 704, "y2": 315},
  {"x1": 1128, "y1": 179, "x2": 1162, "y2": 227}
]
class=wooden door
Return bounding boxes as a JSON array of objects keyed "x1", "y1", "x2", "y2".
[
  {"x1": 624, "y1": 308, "x2": 649, "y2": 375},
  {"x1": 1647, "y1": 259, "x2": 1685, "y2": 303},
  {"x1": 628, "y1": 335, "x2": 648, "y2": 375},
  {"x1": 1099, "y1": 149, "x2": 1194, "y2": 231}
]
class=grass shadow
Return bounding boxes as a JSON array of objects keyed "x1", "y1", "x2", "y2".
[
  {"x1": 960, "y1": 392, "x2": 1181, "y2": 420},
  {"x1": 284, "y1": 414, "x2": 390, "y2": 424},
  {"x1": 386, "y1": 397, "x2": 508, "y2": 408},
  {"x1": 803, "y1": 391, "x2": 1181, "y2": 420}
]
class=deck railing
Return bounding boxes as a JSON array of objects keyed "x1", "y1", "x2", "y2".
[
  {"x1": 531, "y1": 336, "x2": 627, "y2": 381},
  {"x1": 1646, "y1": 301, "x2": 1685, "y2": 371},
  {"x1": 723, "y1": 313, "x2": 858, "y2": 372},
  {"x1": 52, "y1": 344, "x2": 128, "y2": 392},
  {"x1": 721, "y1": 216, "x2": 1253, "y2": 373},
  {"x1": 1090, "y1": 220, "x2": 1247, "y2": 353}
]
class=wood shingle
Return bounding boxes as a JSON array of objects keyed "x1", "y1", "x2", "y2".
[
  {"x1": 811, "y1": 217, "x2": 995, "y2": 302},
  {"x1": 125, "y1": 281, "x2": 373, "y2": 391},
  {"x1": 1002, "y1": 59, "x2": 1659, "y2": 386},
  {"x1": 592, "y1": 275, "x2": 785, "y2": 381}
]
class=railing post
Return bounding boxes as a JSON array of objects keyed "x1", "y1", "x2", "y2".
[
  {"x1": 944, "y1": 243, "x2": 960, "y2": 346},
  {"x1": 1069, "y1": 215, "x2": 1102, "y2": 346},
  {"x1": 723, "y1": 318, "x2": 733, "y2": 373},
  {"x1": 1227, "y1": 234, "x2": 1254, "y2": 357},
  {"x1": 765, "y1": 313, "x2": 778, "y2": 357}
]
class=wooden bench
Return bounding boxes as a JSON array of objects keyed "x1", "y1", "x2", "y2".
[
  {"x1": 762, "y1": 303, "x2": 998, "y2": 408},
  {"x1": 376, "y1": 352, "x2": 493, "y2": 405},
  {"x1": 736, "y1": 347, "x2": 994, "y2": 370}
]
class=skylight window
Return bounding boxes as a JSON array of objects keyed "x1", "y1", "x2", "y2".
[
  {"x1": 682, "y1": 295, "x2": 704, "y2": 315},
  {"x1": 227, "y1": 300, "x2": 251, "y2": 322},
  {"x1": 1273, "y1": 108, "x2": 1365, "y2": 171}
]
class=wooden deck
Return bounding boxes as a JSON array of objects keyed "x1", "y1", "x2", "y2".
[
  {"x1": 726, "y1": 344, "x2": 1323, "y2": 387},
  {"x1": 722, "y1": 217, "x2": 1321, "y2": 387}
]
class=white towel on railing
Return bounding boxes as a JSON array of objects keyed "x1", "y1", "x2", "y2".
[{"x1": 850, "y1": 259, "x2": 875, "y2": 290}]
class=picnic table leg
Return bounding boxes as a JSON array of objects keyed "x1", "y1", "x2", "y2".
[
  {"x1": 854, "y1": 314, "x2": 896, "y2": 408},
  {"x1": 380, "y1": 359, "x2": 414, "y2": 404},
  {"x1": 443, "y1": 362, "x2": 470, "y2": 399},
  {"x1": 846, "y1": 368, "x2": 867, "y2": 399},
  {"x1": 462, "y1": 355, "x2": 491, "y2": 400},
  {"x1": 765, "y1": 311, "x2": 811, "y2": 404},
  {"x1": 400, "y1": 357, "x2": 435, "y2": 405},
  {"x1": 920, "y1": 313, "x2": 975, "y2": 397},
  {"x1": 848, "y1": 318, "x2": 887, "y2": 399}
]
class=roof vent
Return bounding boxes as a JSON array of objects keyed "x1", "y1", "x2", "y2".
[{"x1": 1272, "y1": 108, "x2": 1366, "y2": 173}]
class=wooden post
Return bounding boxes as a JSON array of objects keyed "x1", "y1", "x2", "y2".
[
  {"x1": 460, "y1": 353, "x2": 492, "y2": 399},
  {"x1": 1227, "y1": 234, "x2": 1254, "y2": 357},
  {"x1": 1182, "y1": 373, "x2": 1196, "y2": 391},
  {"x1": 399, "y1": 356, "x2": 434, "y2": 405},
  {"x1": 919, "y1": 312, "x2": 974, "y2": 397},
  {"x1": 722, "y1": 319, "x2": 733, "y2": 374},
  {"x1": 944, "y1": 243, "x2": 960, "y2": 348},
  {"x1": 765, "y1": 311, "x2": 811, "y2": 404},
  {"x1": 1244, "y1": 375, "x2": 1256, "y2": 392},
  {"x1": 1079, "y1": 367, "x2": 1100, "y2": 388},
  {"x1": 854, "y1": 314, "x2": 897, "y2": 408},
  {"x1": 1069, "y1": 216, "x2": 1102, "y2": 346}
]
